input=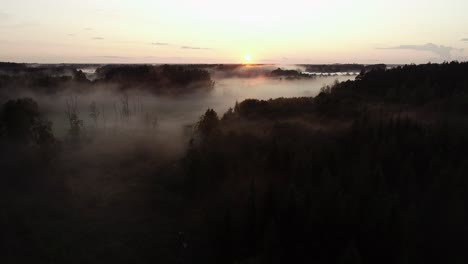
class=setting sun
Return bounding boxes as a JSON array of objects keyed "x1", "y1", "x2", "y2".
[{"x1": 243, "y1": 54, "x2": 252, "y2": 63}]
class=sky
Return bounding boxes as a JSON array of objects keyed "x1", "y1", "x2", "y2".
[{"x1": 1, "y1": 0, "x2": 467, "y2": 64}]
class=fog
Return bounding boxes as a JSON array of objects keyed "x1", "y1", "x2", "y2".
[
  {"x1": 0, "y1": 63, "x2": 355, "y2": 173},
  {"x1": 211, "y1": 75, "x2": 354, "y2": 108},
  {"x1": 31, "y1": 75, "x2": 353, "y2": 140},
  {"x1": 0, "y1": 67, "x2": 355, "y2": 238}
]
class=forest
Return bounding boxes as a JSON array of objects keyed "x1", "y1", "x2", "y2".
[
  {"x1": 1, "y1": 62, "x2": 468, "y2": 263},
  {"x1": 0, "y1": 63, "x2": 215, "y2": 96}
]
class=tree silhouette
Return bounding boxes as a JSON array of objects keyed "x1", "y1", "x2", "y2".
[
  {"x1": 195, "y1": 109, "x2": 220, "y2": 139},
  {"x1": 65, "y1": 97, "x2": 83, "y2": 142},
  {"x1": 89, "y1": 101, "x2": 100, "y2": 128},
  {"x1": 0, "y1": 98, "x2": 54, "y2": 145}
]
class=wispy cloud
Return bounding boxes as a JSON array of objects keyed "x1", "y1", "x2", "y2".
[
  {"x1": 151, "y1": 41, "x2": 212, "y2": 50},
  {"x1": 462, "y1": 38, "x2": 468, "y2": 42},
  {"x1": 378, "y1": 43, "x2": 463, "y2": 60},
  {"x1": 92, "y1": 37, "x2": 104, "y2": 40},
  {"x1": 67, "y1": 34, "x2": 75, "y2": 37},
  {"x1": 84, "y1": 27, "x2": 93, "y2": 31},
  {"x1": 151, "y1": 42, "x2": 170, "y2": 46},
  {"x1": 181, "y1": 46, "x2": 211, "y2": 50}
]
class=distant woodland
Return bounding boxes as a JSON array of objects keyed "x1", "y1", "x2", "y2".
[{"x1": 0, "y1": 63, "x2": 215, "y2": 96}]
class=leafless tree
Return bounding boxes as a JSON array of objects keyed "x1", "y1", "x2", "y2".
[
  {"x1": 120, "y1": 94, "x2": 130, "y2": 121},
  {"x1": 89, "y1": 101, "x2": 101, "y2": 128},
  {"x1": 65, "y1": 96, "x2": 83, "y2": 140}
]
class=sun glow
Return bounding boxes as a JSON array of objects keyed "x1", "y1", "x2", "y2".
[{"x1": 243, "y1": 54, "x2": 252, "y2": 64}]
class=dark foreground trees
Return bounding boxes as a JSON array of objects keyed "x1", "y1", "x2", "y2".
[
  {"x1": 183, "y1": 106, "x2": 468, "y2": 264},
  {"x1": 0, "y1": 98, "x2": 64, "y2": 263},
  {"x1": 0, "y1": 98, "x2": 55, "y2": 145}
]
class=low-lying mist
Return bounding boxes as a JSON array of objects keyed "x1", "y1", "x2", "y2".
[
  {"x1": 0, "y1": 63, "x2": 355, "y2": 168},
  {"x1": 4, "y1": 65, "x2": 354, "y2": 141}
]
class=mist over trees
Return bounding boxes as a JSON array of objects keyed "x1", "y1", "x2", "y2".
[
  {"x1": 2, "y1": 62, "x2": 468, "y2": 263},
  {"x1": 0, "y1": 63, "x2": 215, "y2": 97},
  {"x1": 0, "y1": 62, "x2": 374, "y2": 99},
  {"x1": 302, "y1": 63, "x2": 387, "y2": 73}
]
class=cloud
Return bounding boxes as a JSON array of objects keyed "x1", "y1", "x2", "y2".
[
  {"x1": 92, "y1": 37, "x2": 104, "y2": 40},
  {"x1": 84, "y1": 27, "x2": 93, "y2": 31},
  {"x1": 181, "y1": 46, "x2": 211, "y2": 50},
  {"x1": 378, "y1": 43, "x2": 463, "y2": 60},
  {"x1": 462, "y1": 38, "x2": 468, "y2": 42},
  {"x1": 152, "y1": 42, "x2": 170, "y2": 46},
  {"x1": 67, "y1": 34, "x2": 75, "y2": 37},
  {"x1": 150, "y1": 41, "x2": 212, "y2": 50}
]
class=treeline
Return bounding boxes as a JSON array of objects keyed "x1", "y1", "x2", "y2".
[
  {"x1": 269, "y1": 68, "x2": 316, "y2": 80},
  {"x1": 95, "y1": 64, "x2": 214, "y2": 94},
  {"x1": 331, "y1": 61, "x2": 468, "y2": 105},
  {"x1": 0, "y1": 66, "x2": 90, "y2": 95},
  {"x1": 302, "y1": 63, "x2": 387, "y2": 73},
  {"x1": 222, "y1": 90, "x2": 359, "y2": 122},
  {"x1": 0, "y1": 62, "x2": 29, "y2": 72},
  {"x1": 0, "y1": 63, "x2": 215, "y2": 96}
]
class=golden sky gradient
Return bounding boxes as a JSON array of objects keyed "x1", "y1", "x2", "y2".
[{"x1": 1, "y1": 0, "x2": 467, "y2": 64}]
